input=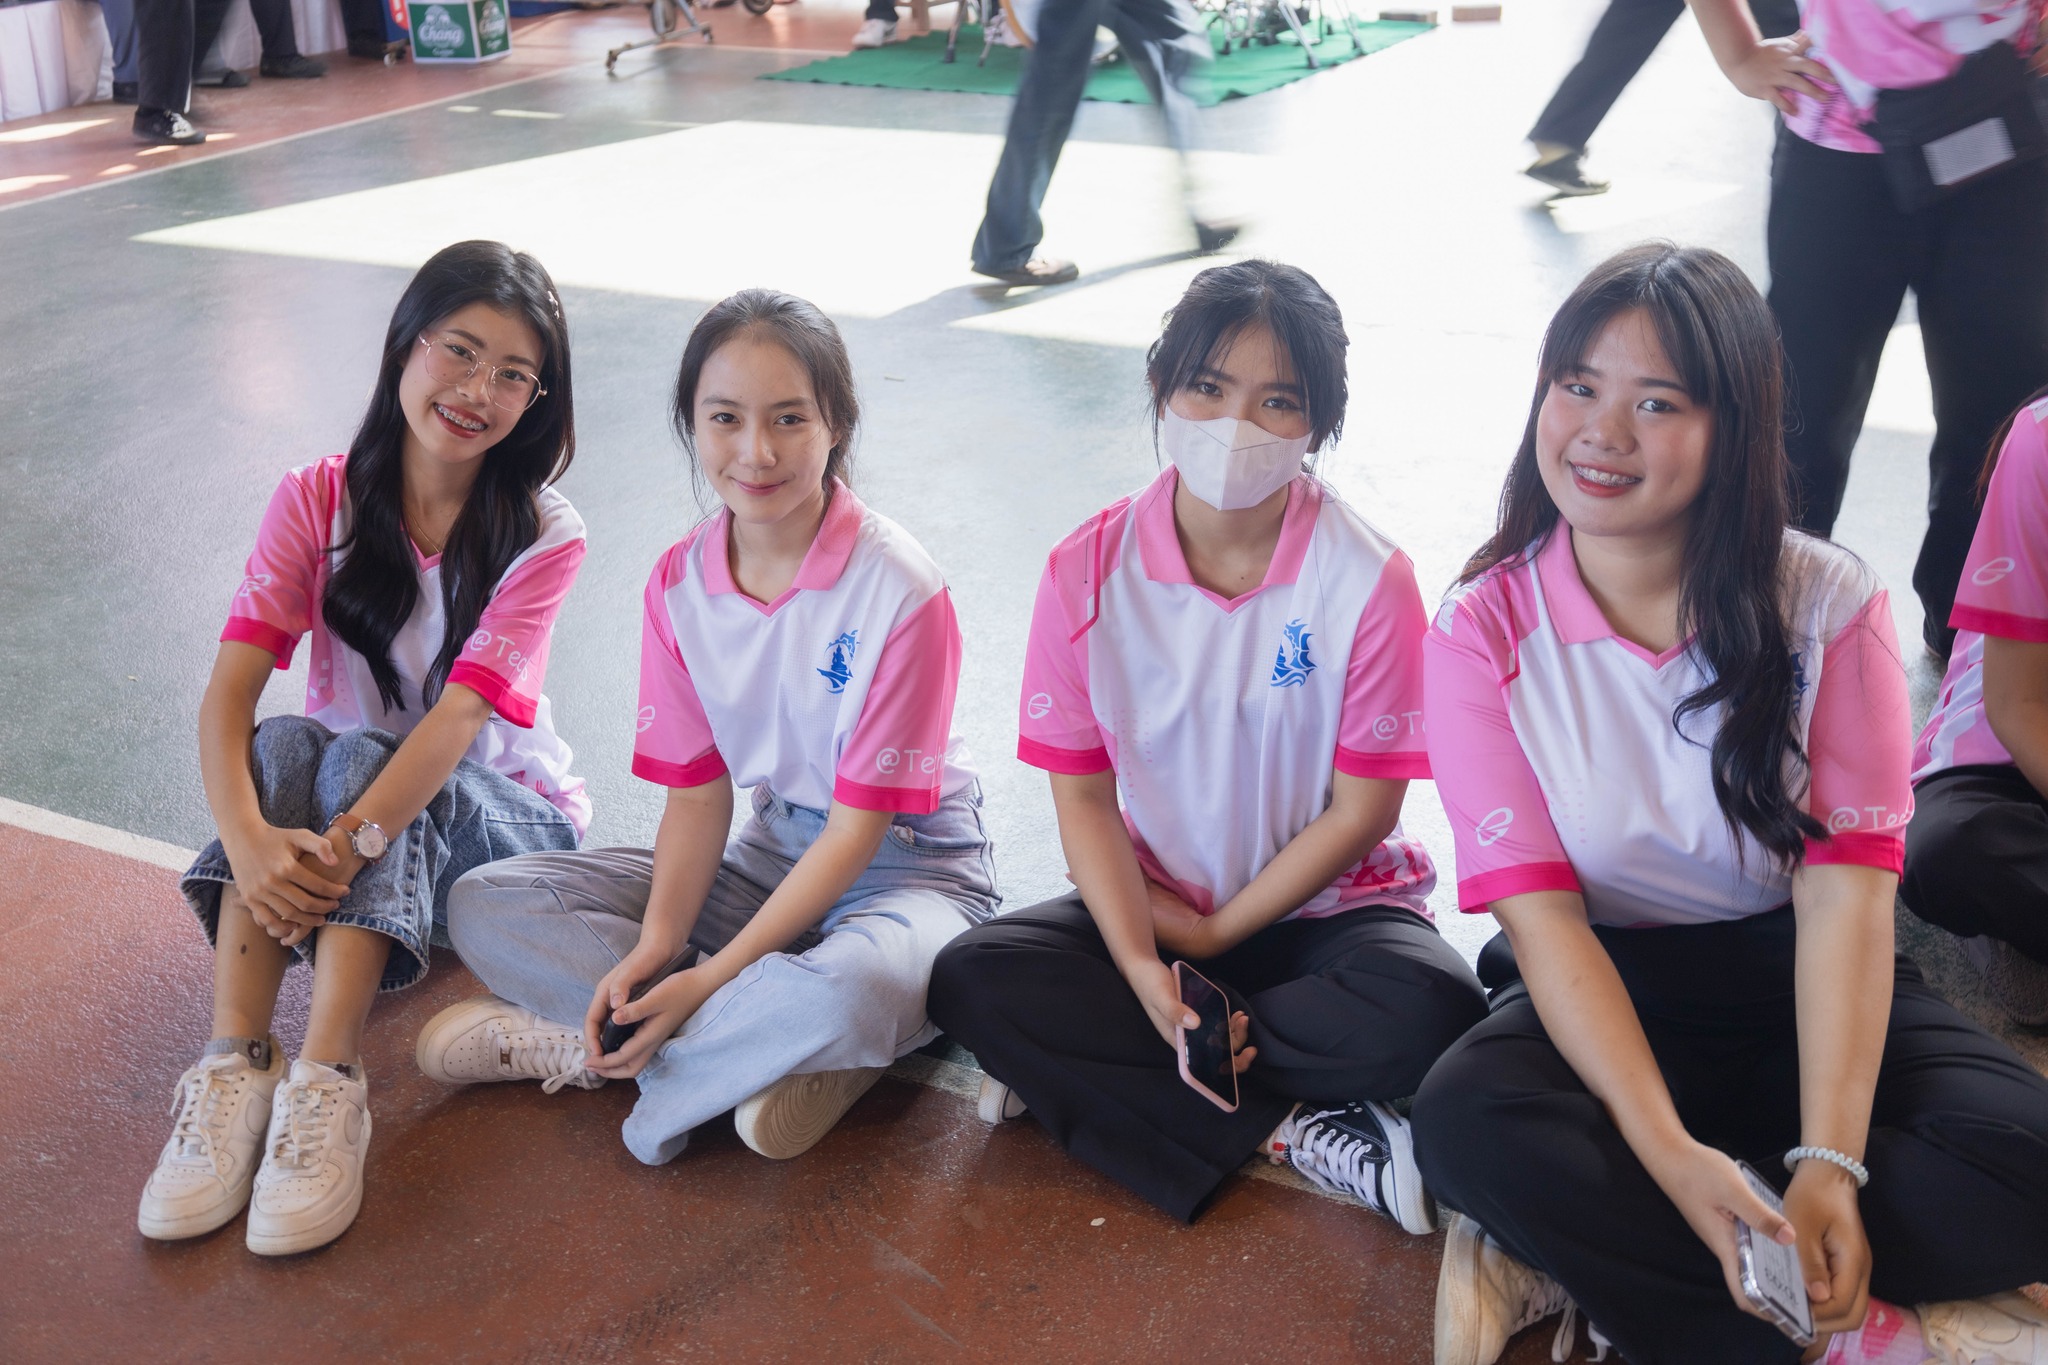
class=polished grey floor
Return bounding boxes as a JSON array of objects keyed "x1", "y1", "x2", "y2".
[{"x1": 0, "y1": 0, "x2": 1955, "y2": 975}]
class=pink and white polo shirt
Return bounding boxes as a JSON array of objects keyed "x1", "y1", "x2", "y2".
[
  {"x1": 1425, "y1": 528, "x2": 1912, "y2": 928},
  {"x1": 223, "y1": 452, "x2": 591, "y2": 836},
  {"x1": 1018, "y1": 468, "x2": 1436, "y2": 922},
  {"x1": 1788, "y1": 0, "x2": 2039, "y2": 154},
  {"x1": 632, "y1": 481, "x2": 974, "y2": 814},
  {"x1": 1914, "y1": 397, "x2": 2048, "y2": 783}
]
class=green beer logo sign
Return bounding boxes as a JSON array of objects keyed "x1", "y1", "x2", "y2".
[{"x1": 416, "y1": 4, "x2": 468, "y2": 52}]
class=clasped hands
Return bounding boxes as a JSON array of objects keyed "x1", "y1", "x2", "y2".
[{"x1": 224, "y1": 821, "x2": 360, "y2": 949}]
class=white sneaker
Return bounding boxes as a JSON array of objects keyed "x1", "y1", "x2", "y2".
[
  {"x1": 850, "y1": 16, "x2": 896, "y2": 46},
  {"x1": 415, "y1": 994, "x2": 604, "y2": 1093},
  {"x1": 1273, "y1": 1099, "x2": 1436, "y2": 1235},
  {"x1": 1435, "y1": 1211, "x2": 1606, "y2": 1365},
  {"x1": 976, "y1": 1073, "x2": 1026, "y2": 1124},
  {"x1": 734, "y1": 1066, "x2": 887, "y2": 1159},
  {"x1": 245, "y1": 1060, "x2": 372, "y2": 1256},
  {"x1": 137, "y1": 1042, "x2": 286, "y2": 1240},
  {"x1": 1962, "y1": 936, "x2": 2048, "y2": 1028},
  {"x1": 1921, "y1": 1291, "x2": 2048, "y2": 1364}
]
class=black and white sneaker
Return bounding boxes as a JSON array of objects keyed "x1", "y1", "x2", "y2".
[
  {"x1": 1524, "y1": 152, "x2": 1610, "y2": 198},
  {"x1": 1272, "y1": 1099, "x2": 1435, "y2": 1234}
]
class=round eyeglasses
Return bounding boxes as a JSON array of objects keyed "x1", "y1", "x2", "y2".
[{"x1": 417, "y1": 333, "x2": 546, "y2": 413}]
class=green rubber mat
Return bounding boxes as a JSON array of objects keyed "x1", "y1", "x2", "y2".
[{"x1": 760, "y1": 20, "x2": 1430, "y2": 106}]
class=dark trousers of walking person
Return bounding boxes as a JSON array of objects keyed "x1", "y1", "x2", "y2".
[
  {"x1": 193, "y1": 0, "x2": 307, "y2": 70},
  {"x1": 926, "y1": 895, "x2": 1487, "y2": 1222},
  {"x1": 132, "y1": 0, "x2": 300, "y2": 113},
  {"x1": 1527, "y1": 0, "x2": 1797, "y2": 153},
  {"x1": 970, "y1": 0, "x2": 1209, "y2": 274},
  {"x1": 1904, "y1": 764, "x2": 2048, "y2": 963},
  {"x1": 1768, "y1": 128, "x2": 2048, "y2": 650},
  {"x1": 1413, "y1": 908, "x2": 2048, "y2": 1365}
]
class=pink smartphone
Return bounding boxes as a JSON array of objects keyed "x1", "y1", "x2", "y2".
[{"x1": 1173, "y1": 961, "x2": 1239, "y2": 1112}]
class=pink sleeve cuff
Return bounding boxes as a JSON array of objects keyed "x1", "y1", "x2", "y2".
[
  {"x1": 1018, "y1": 736, "x2": 1112, "y2": 775},
  {"x1": 1334, "y1": 747, "x2": 1431, "y2": 780},
  {"x1": 1457, "y1": 862, "x2": 1582, "y2": 912},
  {"x1": 1803, "y1": 831, "x2": 1905, "y2": 875},
  {"x1": 221, "y1": 617, "x2": 298, "y2": 669},
  {"x1": 1949, "y1": 604, "x2": 2048, "y2": 644},
  {"x1": 446, "y1": 661, "x2": 535, "y2": 729},
  {"x1": 833, "y1": 775, "x2": 941, "y2": 814},
  {"x1": 631, "y1": 750, "x2": 728, "y2": 789}
]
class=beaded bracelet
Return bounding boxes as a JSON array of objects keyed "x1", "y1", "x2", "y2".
[{"x1": 1783, "y1": 1146, "x2": 1869, "y2": 1188}]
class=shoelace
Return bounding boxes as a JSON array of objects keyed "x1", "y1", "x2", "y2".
[
  {"x1": 501, "y1": 1029, "x2": 592, "y2": 1094},
  {"x1": 1283, "y1": 1112, "x2": 1386, "y2": 1210},
  {"x1": 271, "y1": 1079, "x2": 341, "y2": 1172},
  {"x1": 1547, "y1": 1303, "x2": 1610, "y2": 1362},
  {"x1": 166, "y1": 1060, "x2": 242, "y2": 1170}
]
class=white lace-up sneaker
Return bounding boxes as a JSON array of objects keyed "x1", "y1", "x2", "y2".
[
  {"x1": 138, "y1": 1042, "x2": 286, "y2": 1240},
  {"x1": 415, "y1": 995, "x2": 604, "y2": 1093},
  {"x1": 245, "y1": 1060, "x2": 372, "y2": 1256},
  {"x1": 1920, "y1": 1291, "x2": 2048, "y2": 1364},
  {"x1": 976, "y1": 1074, "x2": 1027, "y2": 1124},
  {"x1": 734, "y1": 1066, "x2": 888, "y2": 1159},
  {"x1": 1435, "y1": 1211, "x2": 1607, "y2": 1365},
  {"x1": 1272, "y1": 1099, "x2": 1436, "y2": 1234},
  {"x1": 850, "y1": 16, "x2": 897, "y2": 46}
]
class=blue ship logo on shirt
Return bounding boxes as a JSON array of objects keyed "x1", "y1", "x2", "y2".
[
  {"x1": 1789, "y1": 649, "x2": 1809, "y2": 700},
  {"x1": 1270, "y1": 619, "x2": 1316, "y2": 688},
  {"x1": 819, "y1": 630, "x2": 860, "y2": 694}
]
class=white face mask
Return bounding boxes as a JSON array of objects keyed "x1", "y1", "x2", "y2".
[{"x1": 1159, "y1": 406, "x2": 1312, "y2": 511}]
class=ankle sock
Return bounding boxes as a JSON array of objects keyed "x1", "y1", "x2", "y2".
[
  {"x1": 1823, "y1": 1300, "x2": 1926, "y2": 1365},
  {"x1": 303, "y1": 1059, "x2": 365, "y2": 1081},
  {"x1": 204, "y1": 1035, "x2": 272, "y2": 1069}
]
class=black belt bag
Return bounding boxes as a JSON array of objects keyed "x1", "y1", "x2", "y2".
[{"x1": 1868, "y1": 41, "x2": 2047, "y2": 212}]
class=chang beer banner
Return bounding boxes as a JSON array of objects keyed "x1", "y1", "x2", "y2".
[{"x1": 408, "y1": 0, "x2": 511, "y2": 61}]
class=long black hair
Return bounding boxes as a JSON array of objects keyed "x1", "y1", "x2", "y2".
[
  {"x1": 1460, "y1": 242, "x2": 1824, "y2": 863},
  {"x1": 1977, "y1": 383, "x2": 2048, "y2": 504},
  {"x1": 670, "y1": 288, "x2": 860, "y2": 490},
  {"x1": 1145, "y1": 259, "x2": 1349, "y2": 455},
  {"x1": 323, "y1": 240, "x2": 575, "y2": 713}
]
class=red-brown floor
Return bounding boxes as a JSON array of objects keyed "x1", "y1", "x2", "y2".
[
  {"x1": 0, "y1": 820, "x2": 1590, "y2": 1363},
  {"x1": 0, "y1": 2, "x2": 871, "y2": 212}
]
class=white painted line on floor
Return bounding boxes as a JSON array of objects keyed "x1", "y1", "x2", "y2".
[{"x1": 0, "y1": 796, "x2": 196, "y2": 872}]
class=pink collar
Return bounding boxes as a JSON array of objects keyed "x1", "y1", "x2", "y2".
[
  {"x1": 1133, "y1": 467, "x2": 1320, "y2": 612},
  {"x1": 1535, "y1": 526, "x2": 1691, "y2": 667},
  {"x1": 702, "y1": 478, "x2": 864, "y2": 612}
]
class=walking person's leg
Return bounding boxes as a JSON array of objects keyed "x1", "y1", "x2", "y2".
[
  {"x1": 971, "y1": 0, "x2": 1106, "y2": 281},
  {"x1": 133, "y1": 0, "x2": 201, "y2": 141},
  {"x1": 1527, "y1": 0, "x2": 1683, "y2": 180},
  {"x1": 1103, "y1": 0, "x2": 1238, "y2": 247},
  {"x1": 1910, "y1": 160, "x2": 2048, "y2": 653},
  {"x1": 1766, "y1": 129, "x2": 1915, "y2": 541}
]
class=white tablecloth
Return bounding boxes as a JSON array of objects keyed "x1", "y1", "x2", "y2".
[
  {"x1": 208, "y1": 0, "x2": 349, "y2": 69},
  {"x1": 0, "y1": 0, "x2": 111, "y2": 123}
]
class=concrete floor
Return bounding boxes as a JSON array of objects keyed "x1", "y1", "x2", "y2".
[{"x1": 1, "y1": 0, "x2": 2040, "y2": 1358}]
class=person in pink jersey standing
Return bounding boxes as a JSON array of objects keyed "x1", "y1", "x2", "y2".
[
  {"x1": 137, "y1": 241, "x2": 590, "y2": 1256},
  {"x1": 419, "y1": 289, "x2": 999, "y2": 1165},
  {"x1": 1412, "y1": 244, "x2": 2048, "y2": 1365},
  {"x1": 927, "y1": 260, "x2": 1488, "y2": 1229},
  {"x1": 1687, "y1": 0, "x2": 2048, "y2": 659},
  {"x1": 1904, "y1": 387, "x2": 2048, "y2": 1026}
]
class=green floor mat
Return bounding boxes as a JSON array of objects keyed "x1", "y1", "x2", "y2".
[{"x1": 760, "y1": 20, "x2": 1429, "y2": 106}]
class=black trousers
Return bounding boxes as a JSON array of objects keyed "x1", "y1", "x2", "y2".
[
  {"x1": 1413, "y1": 909, "x2": 2048, "y2": 1365},
  {"x1": 1905, "y1": 764, "x2": 2048, "y2": 963},
  {"x1": 1768, "y1": 127, "x2": 2048, "y2": 641},
  {"x1": 1527, "y1": 0, "x2": 1796, "y2": 153},
  {"x1": 194, "y1": 0, "x2": 303, "y2": 67},
  {"x1": 134, "y1": 0, "x2": 300, "y2": 114},
  {"x1": 926, "y1": 894, "x2": 1488, "y2": 1222}
]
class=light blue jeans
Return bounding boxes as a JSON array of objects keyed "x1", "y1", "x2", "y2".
[
  {"x1": 446, "y1": 784, "x2": 1000, "y2": 1164},
  {"x1": 181, "y1": 715, "x2": 580, "y2": 992}
]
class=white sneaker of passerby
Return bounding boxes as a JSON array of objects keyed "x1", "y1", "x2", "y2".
[
  {"x1": 734, "y1": 1066, "x2": 888, "y2": 1159},
  {"x1": 415, "y1": 994, "x2": 604, "y2": 1093},
  {"x1": 245, "y1": 1060, "x2": 373, "y2": 1256},
  {"x1": 1920, "y1": 1291, "x2": 2048, "y2": 1365},
  {"x1": 137, "y1": 1040, "x2": 286, "y2": 1240},
  {"x1": 1434, "y1": 1210, "x2": 1608, "y2": 1365},
  {"x1": 976, "y1": 1073, "x2": 1027, "y2": 1124},
  {"x1": 850, "y1": 17, "x2": 896, "y2": 47},
  {"x1": 1272, "y1": 1099, "x2": 1437, "y2": 1235}
]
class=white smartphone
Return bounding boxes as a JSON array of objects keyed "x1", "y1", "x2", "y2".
[
  {"x1": 1173, "y1": 961, "x2": 1239, "y2": 1113},
  {"x1": 1735, "y1": 1160, "x2": 1815, "y2": 1347}
]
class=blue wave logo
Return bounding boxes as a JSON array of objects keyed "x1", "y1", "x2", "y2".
[
  {"x1": 1270, "y1": 619, "x2": 1316, "y2": 688},
  {"x1": 819, "y1": 630, "x2": 859, "y2": 694}
]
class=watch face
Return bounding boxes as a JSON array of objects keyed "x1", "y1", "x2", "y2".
[{"x1": 355, "y1": 824, "x2": 389, "y2": 859}]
